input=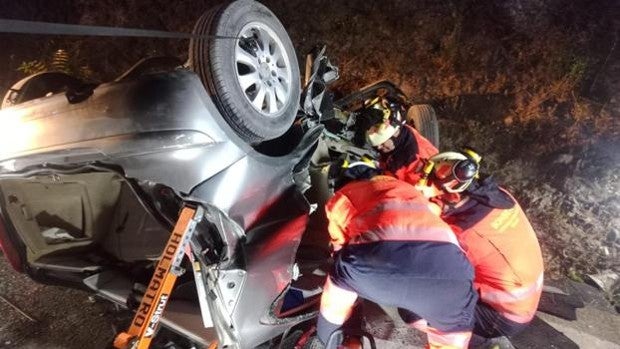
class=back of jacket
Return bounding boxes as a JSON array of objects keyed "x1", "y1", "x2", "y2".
[
  {"x1": 324, "y1": 176, "x2": 477, "y2": 337},
  {"x1": 326, "y1": 175, "x2": 457, "y2": 247},
  {"x1": 443, "y1": 178, "x2": 544, "y2": 323}
]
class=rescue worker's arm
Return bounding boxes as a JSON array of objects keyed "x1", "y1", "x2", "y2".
[
  {"x1": 325, "y1": 192, "x2": 358, "y2": 250},
  {"x1": 406, "y1": 126, "x2": 438, "y2": 158},
  {"x1": 317, "y1": 277, "x2": 359, "y2": 344}
]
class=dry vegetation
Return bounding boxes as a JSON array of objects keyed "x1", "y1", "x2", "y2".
[{"x1": 271, "y1": 0, "x2": 620, "y2": 286}]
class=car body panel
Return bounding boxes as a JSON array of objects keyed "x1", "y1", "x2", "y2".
[
  {"x1": 202, "y1": 187, "x2": 313, "y2": 348},
  {"x1": 0, "y1": 70, "x2": 247, "y2": 194}
]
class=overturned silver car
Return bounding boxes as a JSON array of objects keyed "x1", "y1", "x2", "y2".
[{"x1": 0, "y1": 1, "x2": 439, "y2": 348}]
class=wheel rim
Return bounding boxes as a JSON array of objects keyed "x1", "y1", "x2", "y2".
[{"x1": 235, "y1": 22, "x2": 293, "y2": 117}]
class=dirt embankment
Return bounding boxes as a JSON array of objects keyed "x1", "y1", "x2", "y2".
[{"x1": 268, "y1": 0, "x2": 620, "y2": 296}]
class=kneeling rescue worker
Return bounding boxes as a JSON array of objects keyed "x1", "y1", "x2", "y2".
[
  {"x1": 364, "y1": 97, "x2": 438, "y2": 185},
  {"x1": 316, "y1": 159, "x2": 477, "y2": 348},
  {"x1": 419, "y1": 149, "x2": 544, "y2": 339}
]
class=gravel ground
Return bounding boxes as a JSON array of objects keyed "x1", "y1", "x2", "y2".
[{"x1": 0, "y1": 256, "x2": 116, "y2": 349}]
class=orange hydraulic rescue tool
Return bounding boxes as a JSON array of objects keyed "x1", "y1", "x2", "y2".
[{"x1": 114, "y1": 205, "x2": 213, "y2": 349}]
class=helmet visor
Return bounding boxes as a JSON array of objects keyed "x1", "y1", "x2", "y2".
[{"x1": 432, "y1": 159, "x2": 477, "y2": 193}]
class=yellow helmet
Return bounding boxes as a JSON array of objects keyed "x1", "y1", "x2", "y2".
[
  {"x1": 366, "y1": 122, "x2": 400, "y2": 147},
  {"x1": 428, "y1": 148, "x2": 482, "y2": 193},
  {"x1": 362, "y1": 96, "x2": 405, "y2": 147},
  {"x1": 328, "y1": 156, "x2": 380, "y2": 189}
]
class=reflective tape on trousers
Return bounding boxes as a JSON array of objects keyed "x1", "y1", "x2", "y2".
[
  {"x1": 319, "y1": 278, "x2": 358, "y2": 325},
  {"x1": 427, "y1": 327, "x2": 471, "y2": 349},
  {"x1": 499, "y1": 309, "x2": 536, "y2": 324}
]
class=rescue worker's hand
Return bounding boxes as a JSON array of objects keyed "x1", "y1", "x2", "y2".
[{"x1": 331, "y1": 242, "x2": 343, "y2": 253}]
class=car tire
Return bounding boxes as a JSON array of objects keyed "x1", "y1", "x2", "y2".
[
  {"x1": 189, "y1": 0, "x2": 301, "y2": 144},
  {"x1": 406, "y1": 104, "x2": 440, "y2": 149}
]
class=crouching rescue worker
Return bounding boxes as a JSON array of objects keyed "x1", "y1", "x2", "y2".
[
  {"x1": 364, "y1": 98, "x2": 438, "y2": 185},
  {"x1": 419, "y1": 149, "x2": 544, "y2": 340},
  {"x1": 316, "y1": 159, "x2": 477, "y2": 349}
]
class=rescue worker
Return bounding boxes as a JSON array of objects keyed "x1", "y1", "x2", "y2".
[
  {"x1": 316, "y1": 159, "x2": 478, "y2": 349},
  {"x1": 364, "y1": 98, "x2": 438, "y2": 185},
  {"x1": 418, "y1": 149, "x2": 544, "y2": 340}
]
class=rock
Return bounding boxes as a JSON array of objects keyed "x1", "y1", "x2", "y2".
[
  {"x1": 606, "y1": 229, "x2": 619, "y2": 245},
  {"x1": 585, "y1": 271, "x2": 620, "y2": 294},
  {"x1": 554, "y1": 153, "x2": 574, "y2": 164}
]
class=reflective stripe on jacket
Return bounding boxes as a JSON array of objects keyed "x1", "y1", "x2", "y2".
[
  {"x1": 444, "y1": 182, "x2": 544, "y2": 324},
  {"x1": 325, "y1": 175, "x2": 458, "y2": 249}
]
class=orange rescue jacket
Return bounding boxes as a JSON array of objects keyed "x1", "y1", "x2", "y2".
[
  {"x1": 444, "y1": 179, "x2": 544, "y2": 323},
  {"x1": 323, "y1": 176, "x2": 473, "y2": 349},
  {"x1": 325, "y1": 175, "x2": 459, "y2": 249}
]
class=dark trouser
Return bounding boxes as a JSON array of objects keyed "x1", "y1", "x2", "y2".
[
  {"x1": 331, "y1": 242, "x2": 477, "y2": 333},
  {"x1": 399, "y1": 302, "x2": 529, "y2": 339},
  {"x1": 472, "y1": 302, "x2": 530, "y2": 338},
  {"x1": 398, "y1": 308, "x2": 423, "y2": 324},
  {"x1": 320, "y1": 242, "x2": 477, "y2": 345}
]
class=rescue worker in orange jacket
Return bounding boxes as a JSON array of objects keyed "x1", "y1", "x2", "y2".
[
  {"x1": 364, "y1": 98, "x2": 438, "y2": 185},
  {"x1": 316, "y1": 160, "x2": 478, "y2": 348},
  {"x1": 418, "y1": 149, "x2": 544, "y2": 339}
]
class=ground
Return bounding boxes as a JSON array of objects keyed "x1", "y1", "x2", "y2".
[
  {"x1": 0, "y1": 255, "x2": 115, "y2": 348},
  {"x1": 0, "y1": 0, "x2": 618, "y2": 348}
]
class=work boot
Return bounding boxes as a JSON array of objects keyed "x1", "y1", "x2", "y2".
[
  {"x1": 306, "y1": 335, "x2": 362, "y2": 349},
  {"x1": 469, "y1": 335, "x2": 515, "y2": 349}
]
